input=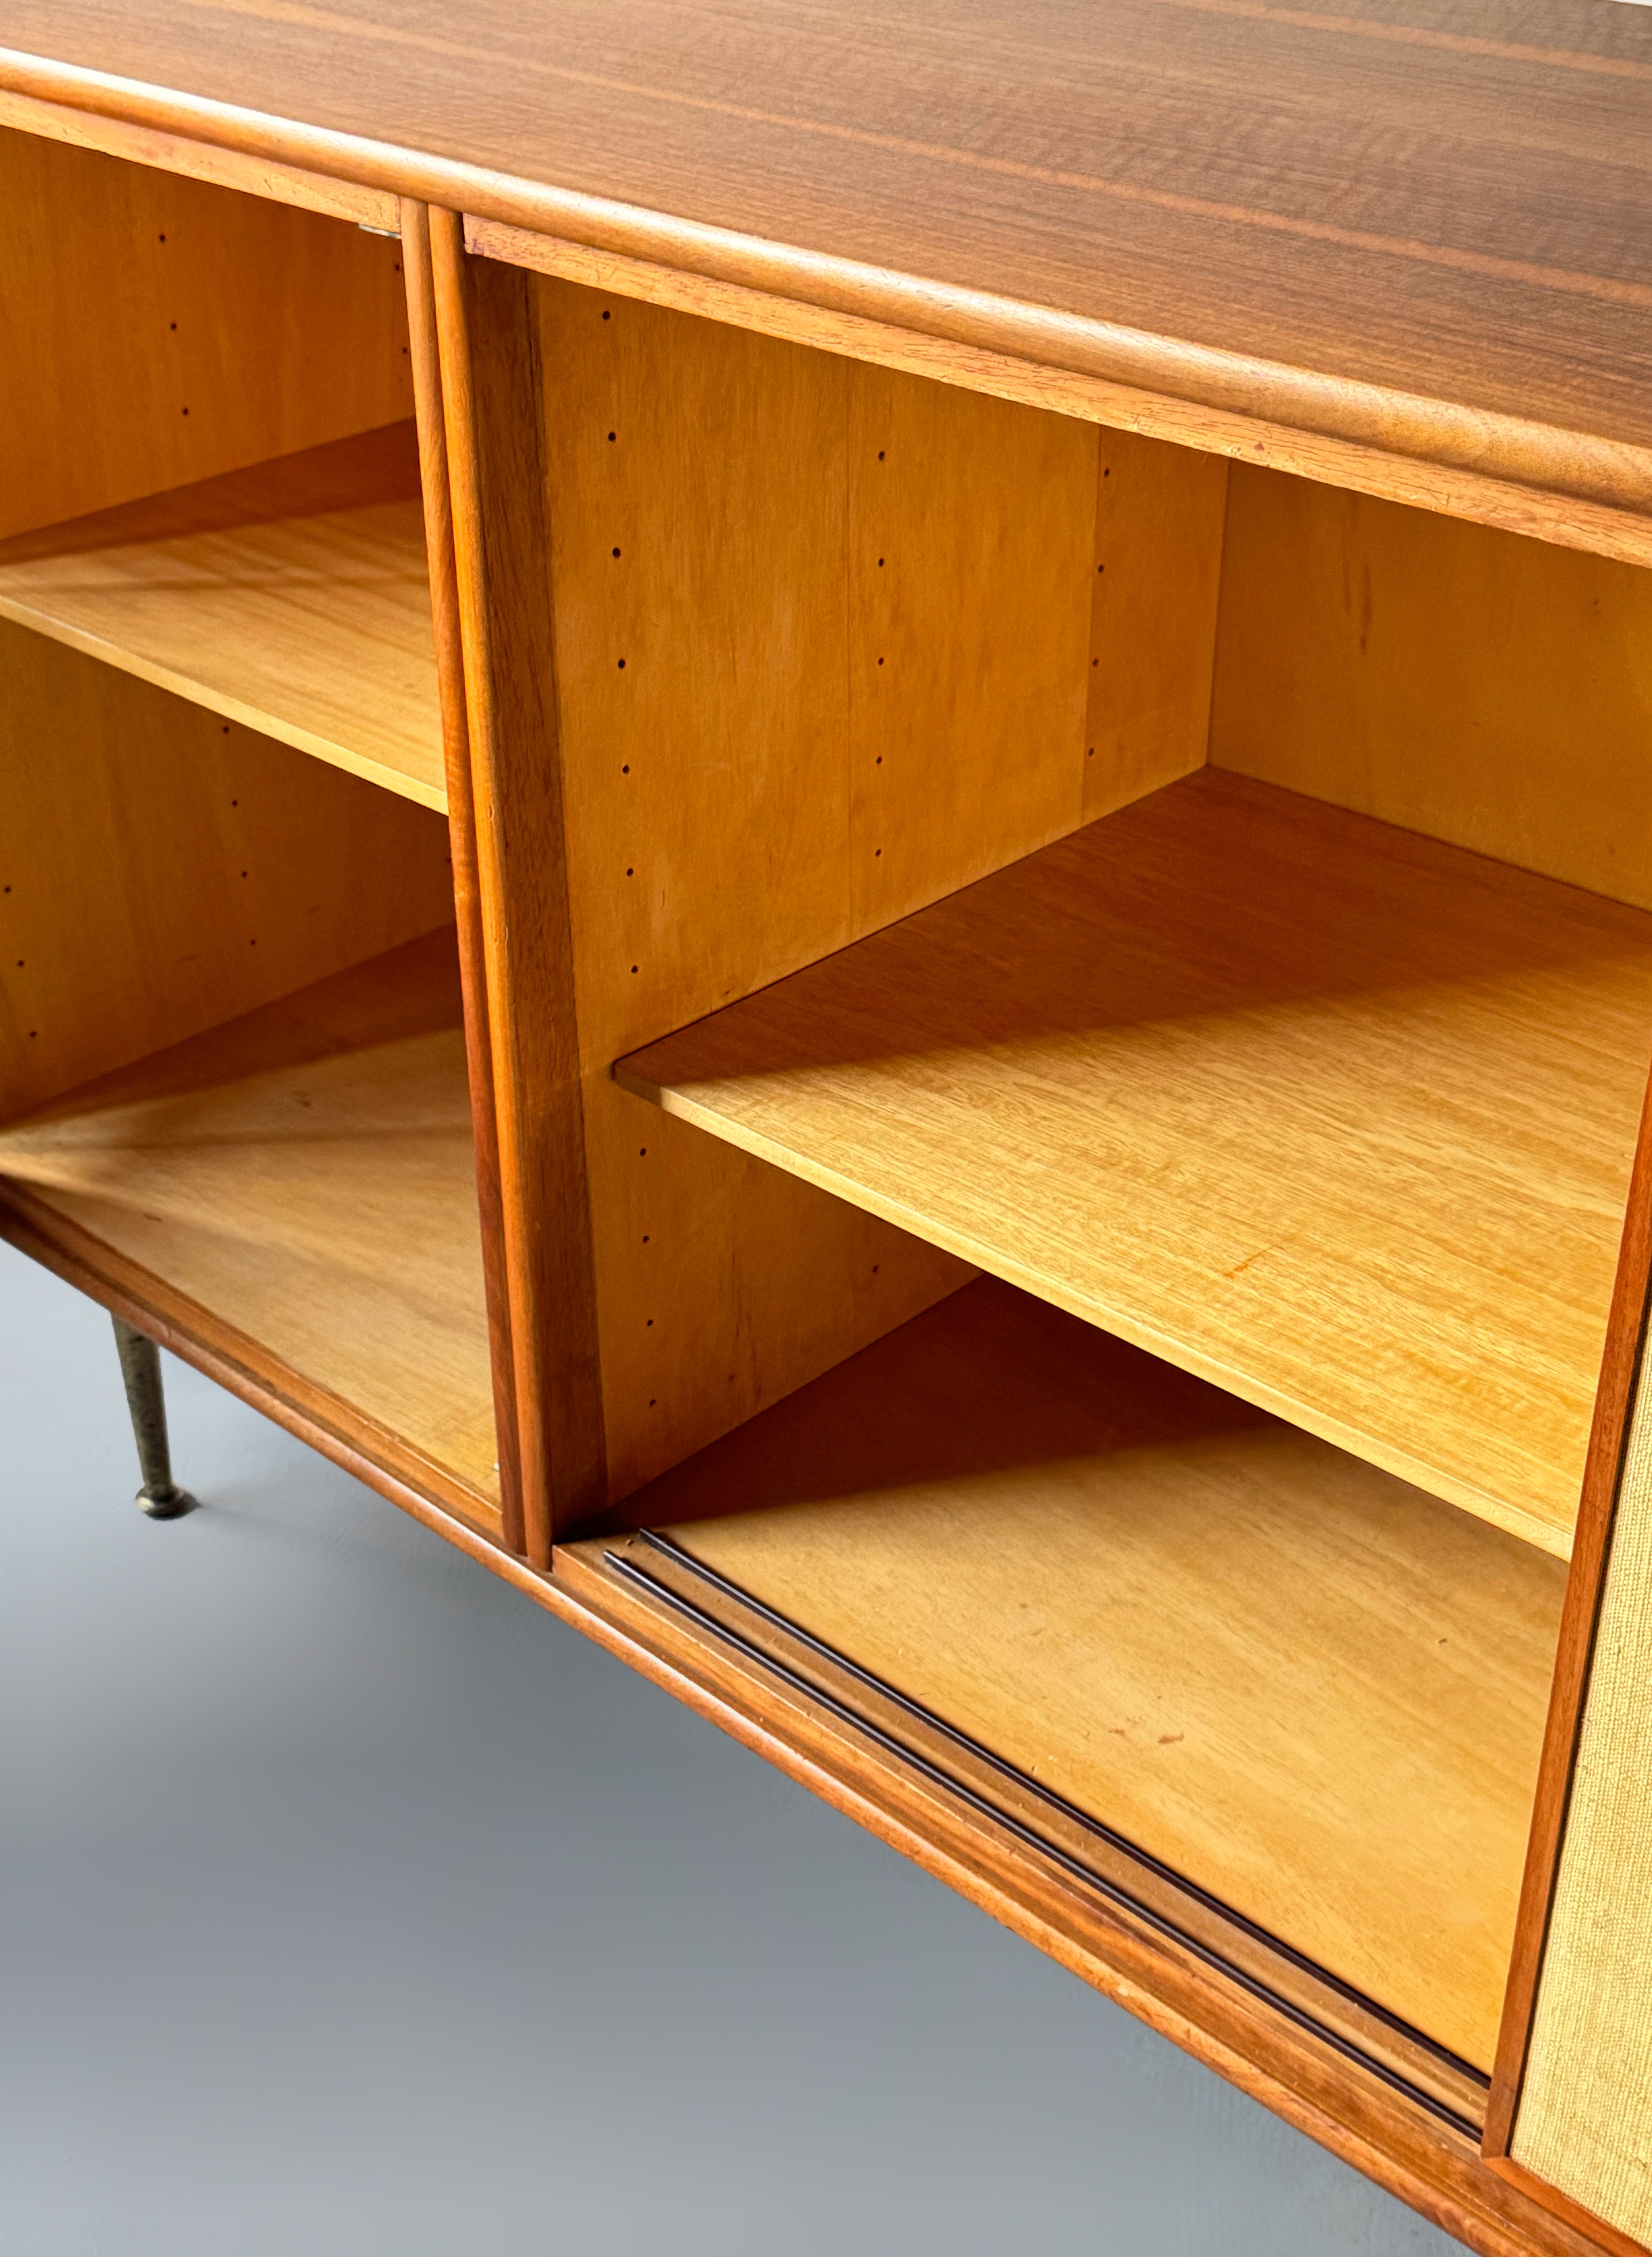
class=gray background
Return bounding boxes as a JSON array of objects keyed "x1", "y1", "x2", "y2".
[{"x1": 1, "y1": 1241, "x2": 1465, "y2": 2255}]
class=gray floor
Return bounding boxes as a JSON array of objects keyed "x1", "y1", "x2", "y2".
[{"x1": 1, "y1": 1241, "x2": 1465, "y2": 2256}]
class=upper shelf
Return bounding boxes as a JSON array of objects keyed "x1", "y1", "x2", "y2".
[
  {"x1": 0, "y1": 421, "x2": 446, "y2": 809},
  {"x1": 619, "y1": 769, "x2": 1652, "y2": 1557},
  {"x1": 5, "y1": 1, "x2": 1652, "y2": 557}
]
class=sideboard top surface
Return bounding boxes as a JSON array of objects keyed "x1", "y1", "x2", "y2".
[{"x1": 4, "y1": 0, "x2": 1652, "y2": 489}]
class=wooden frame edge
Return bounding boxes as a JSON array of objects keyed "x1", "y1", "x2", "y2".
[
  {"x1": 1485, "y1": 2160, "x2": 1652, "y2": 2257},
  {"x1": 0, "y1": 81, "x2": 399, "y2": 226},
  {"x1": 464, "y1": 218, "x2": 1652, "y2": 572},
  {"x1": 535, "y1": 1542, "x2": 1608, "y2": 2257},
  {"x1": 430, "y1": 206, "x2": 607, "y2": 1562},
  {"x1": 1475, "y1": 1067, "x2": 1652, "y2": 2257},
  {"x1": 3, "y1": 45, "x2": 1652, "y2": 564},
  {"x1": 401, "y1": 196, "x2": 526, "y2": 1554}
]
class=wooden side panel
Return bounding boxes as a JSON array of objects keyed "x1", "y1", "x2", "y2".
[
  {"x1": 1208, "y1": 468, "x2": 1652, "y2": 909},
  {"x1": 0, "y1": 126, "x2": 414, "y2": 540},
  {"x1": 0, "y1": 621, "x2": 455, "y2": 1119}
]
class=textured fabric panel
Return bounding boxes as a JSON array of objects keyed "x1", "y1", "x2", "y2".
[{"x1": 1513, "y1": 1348, "x2": 1652, "y2": 2243}]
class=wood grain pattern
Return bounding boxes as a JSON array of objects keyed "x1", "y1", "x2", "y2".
[
  {"x1": 1087, "y1": 427, "x2": 1229, "y2": 818},
  {"x1": 0, "y1": 1187, "x2": 504, "y2": 1537},
  {"x1": 541, "y1": 277, "x2": 856, "y2": 1060},
  {"x1": 0, "y1": 122, "x2": 414, "y2": 540},
  {"x1": 0, "y1": 82, "x2": 400, "y2": 224},
  {"x1": 1211, "y1": 467, "x2": 1652, "y2": 909},
  {"x1": 845, "y1": 362, "x2": 1095, "y2": 926},
  {"x1": 612, "y1": 1277, "x2": 1564, "y2": 2072},
  {"x1": 0, "y1": 1183, "x2": 1578, "y2": 2253},
  {"x1": 0, "y1": 621, "x2": 455, "y2": 1120},
  {"x1": 620, "y1": 768, "x2": 1652, "y2": 1552},
  {"x1": 605, "y1": 1518, "x2": 1490, "y2": 2132},
  {"x1": 5, "y1": 0, "x2": 1652, "y2": 552},
  {"x1": 0, "y1": 424, "x2": 445, "y2": 809},
  {"x1": 471, "y1": 218, "x2": 1652, "y2": 575},
  {"x1": 0, "y1": 930, "x2": 500, "y2": 1517},
  {"x1": 0, "y1": 1134, "x2": 1597, "y2": 2255},
  {"x1": 401, "y1": 196, "x2": 522, "y2": 1542}
]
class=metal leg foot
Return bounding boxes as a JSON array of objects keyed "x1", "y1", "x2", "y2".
[{"x1": 112, "y1": 1315, "x2": 199, "y2": 1520}]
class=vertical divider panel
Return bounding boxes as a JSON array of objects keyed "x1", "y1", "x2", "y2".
[
  {"x1": 433, "y1": 213, "x2": 608, "y2": 1563},
  {"x1": 401, "y1": 198, "x2": 524, "y2": 1548}
]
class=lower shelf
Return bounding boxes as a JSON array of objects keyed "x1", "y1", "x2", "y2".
[
  {"x1": 593, "y1": 1275, "x2": 1566, "y2": 2077},
  {"x1": 0, "y1": 927, "x2": 500, "y2": 1526}
]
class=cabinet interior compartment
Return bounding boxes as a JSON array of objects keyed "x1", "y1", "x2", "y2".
[
  {"x1": 575, "y1": 1275, "x2": 1567, "y2": 2090},
  {"x1": 613, "y1": 429, "x2": 1652, "y2": 1563},
  {"x1": 0, "y1": 132, "x2": 498, "y2": 1530},
  {"x1": 0, "y1": 629, "x2": 498, "y2": 1526},
  {"x1": 0, "y1": 126, "x2": 442, "y2": 806},
  {"x1": 554, "y1": 339, "x2": 1652, "y2": 2102}
]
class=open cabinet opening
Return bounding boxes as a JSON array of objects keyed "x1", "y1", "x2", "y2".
[
  {"x1": 612, "y1": 438, "x2": 1652, "y2": 1564},
  {"x1": 547, "y1": 321, "x2": 1652, "y2": 2125},
  {"x1": 0, "y1": 129, "x2": 499, "y2": 1533},
  {"x1": 0, "y1": 625, "x2": 499, "y2": 1529}
]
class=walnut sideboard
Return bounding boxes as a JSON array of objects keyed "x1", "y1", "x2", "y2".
[{"x1": 5, "y1": 4, "x2": 1652, "y2": 2247}]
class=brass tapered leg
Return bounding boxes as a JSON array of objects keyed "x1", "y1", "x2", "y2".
[{"x1": 112, "y1": 1316, "x2": 199, "y2": 1520}]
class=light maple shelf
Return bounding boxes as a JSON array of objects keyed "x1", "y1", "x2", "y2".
[
  {"x1": 0, "y1": 929, "x2": 499, "y2": 1528},
  {"x1": 0, "y1": 421, "x2": 445, "y2": 809},
  {"x1": 581, "y1": 1275, "x2": 1567, "y2": 2080},
  {"x1": 619, "y1": 768, "x2": 1652, "y2": 1560}
]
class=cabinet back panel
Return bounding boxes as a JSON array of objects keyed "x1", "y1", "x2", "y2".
[
  {"x1": 0, "y1": 127, "x2": 414, "y2": 542},
  {"x1": 0, "y1": 624, "x2": 456, "y2": 1120},
  {"x1": 536, "y1": 279, "x2": 1226, "y2": 1497},
  {"x1": 1209, "y1": 467, "x2": 1652, "y2": 908}
]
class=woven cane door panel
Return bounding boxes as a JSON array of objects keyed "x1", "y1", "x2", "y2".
[{"x1": 1514, "y1": 1350, "x2": 1652, "y2": 2245}]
